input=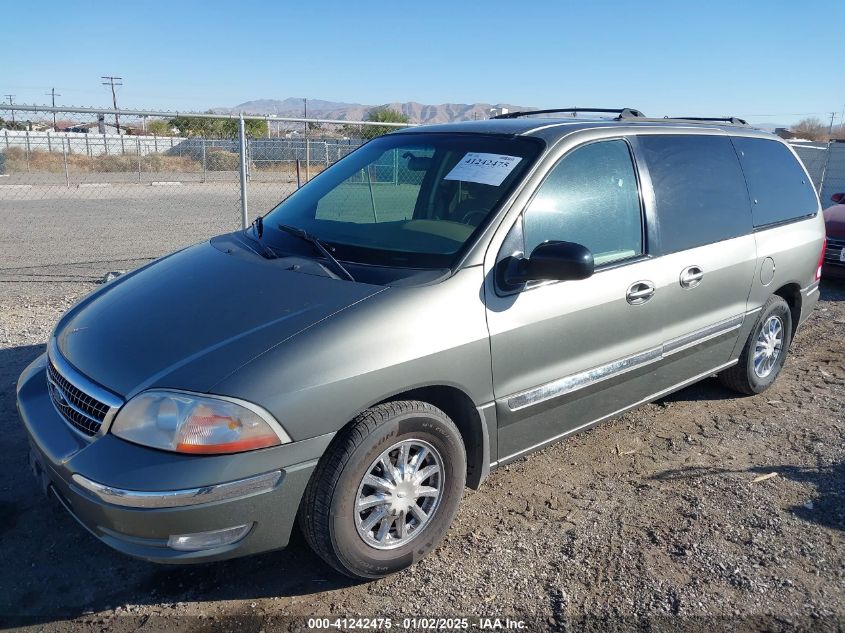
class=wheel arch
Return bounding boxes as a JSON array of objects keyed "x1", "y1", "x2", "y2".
[
  {"x1": 375, "y1": 385, "x2": 492, "y2": 490},
  {"x1": 772, "y1": 282, "x2": 802, "y2": 338}
]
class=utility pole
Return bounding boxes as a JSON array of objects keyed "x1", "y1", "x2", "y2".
[
  {"x1": 45, "y1": 88, "x2": 61, "y2": 131},
  {"x1": 4, "y1": 94, "x2": 14, "y2": 124},
  {"x1": 101, "y1": 76, "x2": 123, "y2": 133},
  {"x1": 827, "y1": 111, "x2": 836, "y2": 140},
  {"x1": 839, "y1": 103, "x2": 845, "y2": 137}
]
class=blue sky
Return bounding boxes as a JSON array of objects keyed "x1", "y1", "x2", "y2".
[{"x1": 4, "y1": 0, "x2": 843, "y2": 125}]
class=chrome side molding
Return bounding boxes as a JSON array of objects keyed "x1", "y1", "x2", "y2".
[
  {"x1": 495, "y1": 358, "x2": 739, "y2": 465},
  {"x1": 507, "y1": 312, "x2": 747, "y2": 411},
  {"x1": 507, "y1": 346, "x2": 662, "y2": 412}
]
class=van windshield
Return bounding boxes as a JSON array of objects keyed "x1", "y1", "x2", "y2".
[{"x1": 261, "y1": 133, "x2": 542, "y2": 268}]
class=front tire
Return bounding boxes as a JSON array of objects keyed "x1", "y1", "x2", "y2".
[
  {"x1": 719, "y1": 295, "x2": 792, "y2": 395},
  {"x1": 299, "y1": 401, "x2": 466, "y2": 579}
]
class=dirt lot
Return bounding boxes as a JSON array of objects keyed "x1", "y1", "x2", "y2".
[{"x1": 0, "y1": 192, "x2": 843, "y2": 632}]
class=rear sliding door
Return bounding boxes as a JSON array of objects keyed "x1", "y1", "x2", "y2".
[{"x1": 633, "y1": 133, "x2": 757, "y2": 386}]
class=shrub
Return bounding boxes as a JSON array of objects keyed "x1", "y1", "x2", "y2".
[{"x1": 206, "y1": 149, "x2": 240, "y2": 171}]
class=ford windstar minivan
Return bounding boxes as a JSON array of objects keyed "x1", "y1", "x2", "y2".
[{"x1": 18, "y1": 108, "x2": 826, "y2": 579}]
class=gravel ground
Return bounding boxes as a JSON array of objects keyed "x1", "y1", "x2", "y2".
[{"x1": 0, "y1": 191, "x2": 843, "y2": 632}]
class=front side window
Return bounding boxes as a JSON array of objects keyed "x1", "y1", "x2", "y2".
[
  {"x1": 263, "y1": 133, "x2": 542, "y2": 268},
  {"x1": 523, "y1": 139, "x2": 643, "y2": 266}
]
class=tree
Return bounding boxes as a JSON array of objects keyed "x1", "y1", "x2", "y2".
[
  {"x1": 792, "y1": 117, "x2": 828, "y2": 141},
  {"x1": 0, "y1": 117, "x2": 29, "y2": 131},
  {"x1": 146, "y1": 119, "x2": 173, "y2": 136},
  {"x1": 360, "y1": 107, "x2": 410, "y2": 140},
  {"x1": 169, "y1": 112, "x2": 268, "y2": 138}
]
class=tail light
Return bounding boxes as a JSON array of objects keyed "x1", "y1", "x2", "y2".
[{"x1": 815, "y1": 237, "x2": 826, "y2": 281}]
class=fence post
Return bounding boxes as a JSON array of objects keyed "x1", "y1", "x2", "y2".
[
  {"x1": 103, "y1": 132, "x2": 108, "y2": 155},
  {"x1": 25, "y1": 130, "x2": 30, "y2": 171},
  {"x1": 85, "y1": 133, "x2": 90, "y2": 157},
  {"x1": 120, "y1": 133, "x2": 125, "y2": 155},
  {"x1": 4, "y1": 130, "x2": 8, "y2": 149},
  {"x1": 305, "y1": 119, "x2": 310, "y2": 182},
  {"x1": 137, "y1": 138, "x2": 142, "y2": 183},
  {"x1": 238, "y1": 114, "x2": 249, "y2": 229},
  {"x1": 62, "y1": 137, "x2": 69, "y2": 188},
  {"x1": 819, "y1": 140, "x2": 833, "y2": 198},
  {"x1": 47, "y1": 131, "x2": 52, "y2": 152},
  {"x1": 201, "y1": 139, "x2": 207, "y2": 183}
]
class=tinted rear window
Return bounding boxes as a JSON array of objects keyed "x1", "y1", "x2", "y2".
[
  {"x1": 730, "y1": 137, "x2": 818, "y2": 227},
  {"x1": 639, "y1": 135, "x2": 751, "y2": 253}
]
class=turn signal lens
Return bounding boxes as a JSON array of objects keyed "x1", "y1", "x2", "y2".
[{"x1": 111, "y1": 391, "x2": 288, "y2": 454}]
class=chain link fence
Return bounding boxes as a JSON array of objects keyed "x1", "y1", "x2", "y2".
[
  {"x1": 790, "y1": 141, "x2": 845, "y2": 206},
  {"x1": 2, "y1": 107, "x2": 844, "y2": 285},
  {"x1": 0, "y1": 105, "x2": 411, "y2": 279}
]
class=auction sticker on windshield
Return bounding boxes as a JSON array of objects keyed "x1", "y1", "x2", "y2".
[{"x1": 444, "y1": 153, "x2": 522, "y2": 186}]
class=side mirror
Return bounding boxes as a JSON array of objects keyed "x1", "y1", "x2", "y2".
[
  {"x1": 498, "y1": 241, "x2": 594, "y2": 290},
  {"x1": 831, "y1": 193, "x2": 845, "y2": 204}
]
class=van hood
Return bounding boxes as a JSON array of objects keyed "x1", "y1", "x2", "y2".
[{"x1": 54, "y1": 238, "x2": 384, "y2": 397}]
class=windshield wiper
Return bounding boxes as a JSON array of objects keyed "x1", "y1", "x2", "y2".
[
  {"x1": 277, "y1": 223, "x2": 355, "y2": 282},
  {"x1": 245, "y1": 215, "x2": 276, "y2": 259}
]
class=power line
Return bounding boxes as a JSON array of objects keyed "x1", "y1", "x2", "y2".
[
  {"x1": 45, "y1": 88, "x2": 61, "y2": 131},
  {"x1": 3, "y1": 94, "x2": 14, "y2": 124},
  {"x1": 101, "y1": 76, "x2": 123, "y2": 133}
]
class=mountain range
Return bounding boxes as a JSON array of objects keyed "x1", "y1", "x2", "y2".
[
  {"x1": 213, "y1": 98, "x2": 785, "y2": 130},
  {"x1": 213, "y1": 98, "x2": 533, "y2": 124}
]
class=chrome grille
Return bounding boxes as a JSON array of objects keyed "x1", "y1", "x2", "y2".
[
  {"x1": 47, "y1": 359, "x2": 110, "y2": 436},
  {"x1": 825, "y1": 237, "x2": 845, "y2": 264}
]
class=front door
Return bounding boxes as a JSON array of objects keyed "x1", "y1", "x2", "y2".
[{"x1": 484, "y1": 138, "x2": 667, "y2": 461}]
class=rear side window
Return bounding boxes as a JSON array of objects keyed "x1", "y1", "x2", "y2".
[
  {"x1": 639, "y1": 135, "x2": 751, "y2": 253},
  {"x1": 523, "y1": 139, "x2": 643, "y2": 266},
  {"x1": 730, "y1": 137, "x2": 818, "y2": 227}
]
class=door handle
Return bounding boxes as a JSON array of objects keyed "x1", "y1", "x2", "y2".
[
  {"x1": 680, "y1": 265, "x2": 704, "y2": 289},
  {"x1": 626, "y1": 280, "x2": 655, "y2": 305}
]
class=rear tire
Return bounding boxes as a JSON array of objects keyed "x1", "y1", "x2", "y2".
[
  {"x1": 719, "y1": 295, "x2": 792, "y2": 395},
  {"x1": 298, "y1": 401, "x2": 466, "y2": 579}
]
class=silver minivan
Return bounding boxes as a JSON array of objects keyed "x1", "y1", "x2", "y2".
[{"x1": 18, "y1": 109, "x2": 826, "y2": 579}]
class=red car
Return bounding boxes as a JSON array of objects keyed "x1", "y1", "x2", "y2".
[{"x1": 823, "y1": 193, "x2": 845, "y2": 279}]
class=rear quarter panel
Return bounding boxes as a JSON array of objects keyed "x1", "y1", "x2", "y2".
[{"x1": 748, "y1": 212, "x2": 825, "y2": 325}]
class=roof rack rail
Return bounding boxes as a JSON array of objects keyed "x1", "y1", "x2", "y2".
[
  {"x1": 493, "y1": 107, "x2": 645, "y2": 120},
  {"x1": 664, "y1": 116, "x2": 749, "y2": 126}
]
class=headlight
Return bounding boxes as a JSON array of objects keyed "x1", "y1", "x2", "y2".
[{"x1": 111, "y1": 390, "x2": 290, "y2": 454}]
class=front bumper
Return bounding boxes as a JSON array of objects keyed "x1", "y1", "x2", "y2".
[{"x1": 17, "y1": 353, "x2": 332, "y2": 564}]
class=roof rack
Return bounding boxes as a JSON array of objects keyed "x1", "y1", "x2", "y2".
[
  {"x1": 665, "y1": 116, "x2": 748, "y2": 126},
  {"x1": 492, "y1": 107, "x2": 645, "y2": 120}
]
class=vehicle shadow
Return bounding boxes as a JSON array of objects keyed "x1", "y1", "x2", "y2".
[
  {"x1": 657, "y1": 376, "x2": 737, "y2": 404},
  {"x1": 820, "y1": 278, "x2": 845, "y2": 302},
  {"x1": 0, "y1": 343, "x2": 358, "y2": 625},
  {"x1": 647, "y1": 462, "x2": 845, "y2": 533}
]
